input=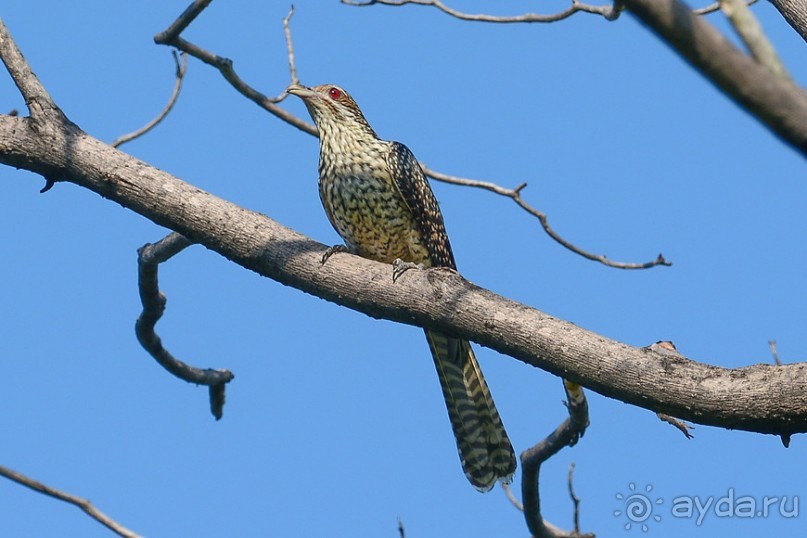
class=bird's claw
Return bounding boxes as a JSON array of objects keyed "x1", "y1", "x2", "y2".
[
  {"x1": 392, "y1": 258, "x2": 424, "y2": 283},
  {"x1": 322, "y1": 244, "x2": 350, "y2": 264}
]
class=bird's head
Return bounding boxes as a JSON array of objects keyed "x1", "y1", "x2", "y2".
[{"x1": 287, "y1": 84, "x2": 377, "y2": 139}]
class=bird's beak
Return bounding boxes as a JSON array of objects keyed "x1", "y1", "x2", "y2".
[{"x1": 286, "y1": 84, "x2": 316, "y2": 99}]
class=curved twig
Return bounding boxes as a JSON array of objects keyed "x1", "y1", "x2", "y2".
[
  {"x1": 424, "y1": 165, "x2": 670, "y2": 269},
  {"x1": 0, "y1": 464, "x2": 141, "y2": 538},
  {"x1": 111, "y1": 51, "x2": 188, "y2": 148},
  {"x1": 342, "y1": 0, "x2": 622, "y2": 23},
  {"x1": 520, "y1": 380, "x2": 592, "y2": 537},
  {"x1": 136, "y1": 232, "x2": 234, "y2": 420}
]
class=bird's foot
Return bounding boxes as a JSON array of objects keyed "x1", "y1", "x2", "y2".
[
  {"x1": 392, "y1": 258, "x2": 424, "y2": 283},
  {"x1": 322, "y1": 244, "x2": 351, "y2": 264}
]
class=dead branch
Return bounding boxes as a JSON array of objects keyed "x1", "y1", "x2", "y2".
[
  {"x1": 424, "y1": 166, "x2": 670, "y2": 270},
  {"x1": 0, "y1": 464, "x2": 140, "y2": 538},
  {"x1": 2, "y1": 18, "x2": 807, "y2": 438},
  {"x1": 111, "y1": 51, "x2": 188, "y2": 148},
  {"x1": 693, "y1": 0, "x2": 758, "y2": 16},
  {"x1": 342, "y1": 0, "x2": 622, "y2": 23},
  {"x1": 520, "y1": 380, "x2": 592, "y2": 537},
  {"x1": 136, "y1": 232, "x2": 234, "y2": 419}
]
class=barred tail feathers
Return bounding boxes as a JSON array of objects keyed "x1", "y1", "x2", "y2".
[{"x1": 424, "y1": 329, "x2": 516, "y2": 491}]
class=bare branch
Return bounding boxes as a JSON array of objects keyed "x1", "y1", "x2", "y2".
[
  {"x1": 3, "y1": 7, "x2": 807, "y2": 438},
  {"x1": 425, "y1": 166, "x2": 670, "y2": 269},
  {"x1": 767, "y1": 0, "x2": 807, "y2": 41},
  {"x1": 0, "y1": 18, "x2": 62, "y2": 120},
  {"x1": 657, "y1": 413, "x2": 695, "y2": 438},
  {"x1": 154, "y1": 1, "x2": 314, "y2": 133},
  {"x1": 520, "y1": 380, "x2": 592, "y2": 537},
  {"x1": 283, "y1": 5, "x2": 300, "y2": 87},
  {"x1": 720, "y1": 0, "x2": 790, "y2": 79},
  {"x1": 693, "y1": 0, "x2": 757, "y2": 16},
  {"x1": 568, "y1": 463, "x2": 582, "y2": 535},
  {"x1": 0, "y1": 464, "x2": 141, "y2": 538},
  {"x1": 111, "y1": 51, "x2": 188, "y2": 148},
  {"x1": 153, "y1": 0, "x2": 212, "y2": 44},
  {"x1": 770, "y1": 339, "x2": 783, "y2": 366},
  {"x1": 136, "y1": 232, "x2": 234, "y2": 420},
  {"x1": 624, "y1": 0, "x2": 807, "y2": 155},
  {"x1": 342, "y1": 0, "x2": 622, "y2": 23},
  {"x1": 502, "y1": 482, "x2": 524, "y2": 512}
]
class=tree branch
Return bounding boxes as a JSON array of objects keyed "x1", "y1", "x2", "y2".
[
  {"x1": 342, "y1": 0, "x2": 623, "y2": 23},
  {"x1": 0, "y1": 464, "x2": 140, "y2": 538},
  {"x1": 521, "y1": 380, "x2": 591, "y2": 537},
  {"x1": 767, "y1": 0, "x2": 807, "y2": 41},
  {"x1": 2, "y1": 12, "x2": 806, "y2": 438},
  {"x1": 111, "y1": 51, "x2": 188, "y2": 148},
  {"x1": 136, "y1": 232, "x2": 234, "y2": 419},
  {"x1": 1, "y1": 108, "x2": 805, "y2": 435},
  {"x1": 623, "y1": 0, "x2": 807, "y2": 155}
]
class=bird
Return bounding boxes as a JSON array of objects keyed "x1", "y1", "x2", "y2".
[{"x1": 287, "y1": 83, "x2": 516, "y2": 491}]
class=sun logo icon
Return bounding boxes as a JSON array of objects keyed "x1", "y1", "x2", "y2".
[{"x1": 614, "y1": 482, "x2": 664, "y2": 531}]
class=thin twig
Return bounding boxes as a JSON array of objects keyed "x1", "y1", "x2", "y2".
[
  {"x1": 657, "y1": 413, "x2": 695, "y2": 438},
  {"x1": 769, "y1": 339, "x2": 782, "y2": 366},
  {"x1": 154, "y1": 2, "x2": 314, "y2": 133},
  {"x1": 112, "y1": 51, "x2": 188, "y2": 148},
  {"x1": 136, "y1": 232, "x2": 235, "y2": 420},
  {"x1": 567, "y1": 463, "x2": 581, "y2": 535},
  {"x1": 424, "y1": 165, "x2": 671, "y2": 269},
  {"x1": 693, "y1": 0, "x2": 758, "y2": 16},
  {"x1": 502, "y1": 482, "x2": 524, "y2": 512},
  {"x1": 284, "y1": 6, "x2": 299, "y2": 87},
  {"x1": 342, "y1": 0, "x2": 622, "y2": 23},
  {"x1": 0, "y1": 464, "x2": 141, "y2": 538}
]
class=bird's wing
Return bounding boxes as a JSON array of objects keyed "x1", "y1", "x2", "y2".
[{"x1": 386, "y1": 141, "x2": 457, "y2": 269}]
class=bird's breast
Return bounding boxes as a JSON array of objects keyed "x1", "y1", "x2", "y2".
[{"x1": 318, "y1": 158, "x2": 429, "y2": 265}]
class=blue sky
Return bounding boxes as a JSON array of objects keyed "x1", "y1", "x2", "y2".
[{"x1": 1, "y1": 1, "x2": 805, "y2": 536}]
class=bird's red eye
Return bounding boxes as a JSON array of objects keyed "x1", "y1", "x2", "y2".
[{"x1": 328, "y1": 87, "x2": 342, "y2": 99}]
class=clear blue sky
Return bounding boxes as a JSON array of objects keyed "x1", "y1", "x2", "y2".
[{"x1": 2, "y1": 1, "x2": 805, "y2": 536}]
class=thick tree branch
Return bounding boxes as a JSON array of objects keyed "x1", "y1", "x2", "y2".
[
  {"x1": 624, "y1": 0, "x2": 807, "y2": 155},
  {"x1": 767, "y1": 0, "x2": 807, "y2": 41},
  {"x1": 2, "y1": 14, "x2": 807, "y2": 438},
  {"x1": 1, "y1": 111, "x2": 806, "y2": 436}
]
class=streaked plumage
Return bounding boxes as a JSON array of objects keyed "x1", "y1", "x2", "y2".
[{"x1": 288, "y1": 83, "x2": 516, "y2": 491}]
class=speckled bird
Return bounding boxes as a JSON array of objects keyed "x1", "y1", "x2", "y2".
[{"x1": 287, "y1": 83, "x2": 516, "y2": 491}]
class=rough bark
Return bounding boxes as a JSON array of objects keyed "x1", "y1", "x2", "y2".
[{"x1": 1, "y1": 113, "x2": 806, "y2": 437}]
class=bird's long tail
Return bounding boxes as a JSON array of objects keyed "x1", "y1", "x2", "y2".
[{"x1": 424, "y1": 329, "x2": 516, "y2": 491}]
